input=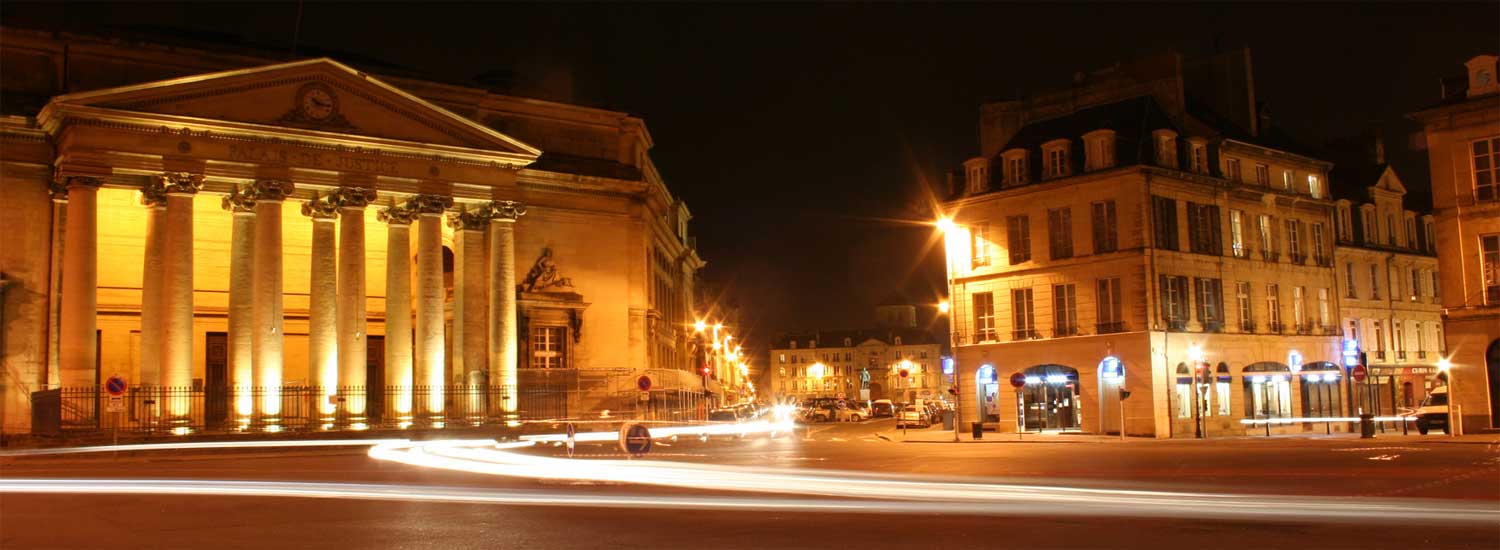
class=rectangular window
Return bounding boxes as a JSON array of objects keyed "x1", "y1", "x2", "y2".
[
  {"x1": 1187, "y1": 202, "x2": 1223, "y2": 255},
  {"x1": 1047, "y1": 148, "x2": 1068, "y2": 178},
  {"x1": 1191, "y1": 145, "x2": 1208, "y2": 173},
  {"x1": 1406, "y1": 217, "x2": 1418, "y2": 249},
  {"x1": 1370, "y1": 264, "x2": 1381, "y2": 300},
  {"x1": 1158, "y1": 275, "x2": 1190, "y2": 330},
  {"x1": 1217, "y1": 379, "x2": 1232, "y2": 417},
  {"x1": 1229, "y1": 209, "x2": 1246, "y2": 257},
  {"x1": 1312, "y1": 223, "x2": 1327, "y2": 265},
  {"x1": 529, "y1": 326, "x2": 567, "y2": 369},
  {"x1": 1394, "y1": 321, "x2": 1405, "y2": 357},
  {"x1": 1345, "y1": 262, "x2": 1358, "y2": 299},
  {"x1": 1257, "y1": 214, "x2": 1276, "y2": 260},
  {"x1": 1096, "y1": 278, "x2": 1123, "y2": 333},
  {"x1": 1246, "y1": 375, "x2": 1291, "y2": 418},
  {"x1": 1285, "y1": 219, "x2": 1304, "y2": 263},
  {"x1": 1007, "y1": 156, "x2": 1027, "y2": 185},
  {"x1": 973, "y1": 292, "x2": 996, "y2": 342},
  {"x1": 1474, "y1": 137, "x2": 1499, "y2": 202},
  {"x1": 1052, "y1": 284, "x2": 1077, "y2": 336},
  {"x1": 1266, "y1": 283, "x2": 1282, "y2": 331},
  {"x1": 1387, "y1": 215, "x2": 1397, "y2": 246},
  {"x1": 971, "y1": 222, "x2": 991, "y2": 268},
  {"x1": 1281, "y1": 170, "x2": 1293, "y2": 190},
  {"x1": 1091, "y1": 200, "x2": 1118, "y2": 253},
  {"x1": 1483, "y1": 234, "x2": 1500, "y2": 304},
  {"x1": 1292, "y1": 286, "x2": 1306, "y2": 330},
  {"x1": 1410, "y1": 268, "x2": 1422, "y2": 301},
  {"x1": 1318, "y1": 288, "x2": 1330, "y2": 328},
  {"x1": 1012, "y1": 288, "x2": 1036, "y2": 340},
  {"x1": 1048, "y1": 207, "x2": 1074, "y2": 259},
  {"x1": 1152, "y1": 196, "x2": 1179, "y2": 250},
  {"x1": 1432, "y1": 270, "x2": 1441, "y2": 301},
  {"x1": 1236, "y1": 282, "x2": 1253, "y2": 332},
  {"x1": 1225, "y1": 158, "x2": 1242, "y2": 181},
  {"x1": 1255, "y1": 164, "x2": 1270, "y2": 185},
  {"x1": 1194, "y1": 278, "x2": 1224, "y2": 330},
  {"x1": 1308, "y1": 175, "x2": 1323, "y2": 198},
  {"x1": 1373, "y1": 320, "x2": 1385, "y2": 354},
  {"x1": 1007, "y1": 215, "x2": 1031, "y2": 264}
]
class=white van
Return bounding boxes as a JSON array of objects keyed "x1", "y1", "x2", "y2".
[{"x1": 1412, "y1": 386, "x2": 1449, "y2": 435}]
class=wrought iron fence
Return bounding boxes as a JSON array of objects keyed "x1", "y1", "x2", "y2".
[{"x1": 51, "y1": 384, "x2": 711, "y2": 434}]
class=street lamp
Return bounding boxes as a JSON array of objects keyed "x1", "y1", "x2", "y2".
[
  {"x1": 936, "y1": 215, "x2": 963, "y2": 442},
  {"x1": 1187, "y1": 344, "x2": 1205, "y2": 439},
  {"x1": 1437, "y1": 357, "x2": 1456, "y2": 437}
]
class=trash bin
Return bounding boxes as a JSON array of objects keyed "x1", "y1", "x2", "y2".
[
  {"x1": 1359, "y1": 413, "x2": 1375, "y2": 439},
  {"x1": 942, "y1": 410, "x2": 954, "y2": 430},
  {"x1": 971, "y1": 421, "x2": 983, "y2": 440}
]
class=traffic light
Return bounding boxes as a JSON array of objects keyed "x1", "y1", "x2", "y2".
[{"x1": 1358, "y1": 351, "x2": 1368, "y2": 369}]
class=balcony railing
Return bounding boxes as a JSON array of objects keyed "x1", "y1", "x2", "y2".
[
  {"x1": 1165, "y1": 319, "x2": 1187, "y2": 332},
  {"x1": 1289, "y1": 252, "x2": 1306, "y2": 265},
  {"x1": 1202, "y1": 321, "x2": 1224, "y2": 333},
  {"x1": 1418, "y1": 351, "x2": 1428, "y2": 359},
  {"x1": 1096, "y1": 321, "x2": 1127, "y2": 334},
  {"x1": 1012, "y1": 329, "x2": 1040, "y2": 341},
  {"x1": 1240, "y1": 321, "x2": 1256, "y2": 333},
  {"x1": 1375, "y1": 350, "x2": 1386, "y2": 360},
  {"x1": 1053, "y1": 325, "x2": 1080, "y2": 337},
  {"x1": 1315, "y1": 256, "x2": 1332, "y2": 267},
  {"x1": 1267, "y1": 321, "x2": 1285, "y2": 333},
  {"x1": 1397, "y1": 351, "x2": 1407, "y2": 360},
  {"x1": 1261, "y1": 250, "x2": 1280, "y2": 262},
  {"x1": 1295, "y1": 323, "x2": 1312, "y2": 335}
]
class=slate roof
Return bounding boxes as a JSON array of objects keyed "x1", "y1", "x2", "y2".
[
  {"x1": 771, "y1": 327, "x2": 941, "y2": 349},
  {"x1": 994, "y1": 95, "x2": 1179, "y2": 176}
]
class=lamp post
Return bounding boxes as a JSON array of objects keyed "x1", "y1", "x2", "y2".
[
  {"x1": 1437, "y1": 357, "x2": 1456, "y2": 437},
  {"x1": 1188, "y1": 344, "x2": 1205, "y2": 439},
  {"x1": 937, "y1": 216, "x2": 962, "y2": 442}
]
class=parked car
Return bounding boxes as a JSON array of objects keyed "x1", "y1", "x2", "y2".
[
  {"x1": 1412, "y1": 387, "x2": 1450, "y2": 435},
  {"x1": 708, "y1": 408, "x2": 742, "y2": 423},
  {"x1": 870, "y1": 399, "x2": 895, "y2": 418},
  {"x1": 895, "y1": 404, "x2": 930, "y2": 429}
]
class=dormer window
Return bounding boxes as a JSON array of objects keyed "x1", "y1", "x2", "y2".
[
  {"x1": 1042, "y1": 139, "x2": 1071, "y2": 179},
  {"x1": 1422, "y1": 216, "x2": 1436, "y2": 253},
  {"x1": 1404, "y1": 212, "x2": 1417, "y2": 249},
  {"x1": 964, "y1": 157, "x2": 990, "y2": 195},
  {"x1": 1083, "y1": 129, "x2": 1117, "y2": 172},
  {"x1": 1002, "y1": 148, "x2": 1029, "y2": 186},
  {"x1": 1153, "y1": 129, "x2": 1178, "y2": 168},
  {"x1": 1224, "y1": 157, "x2": 1242, "y2": 182},
  {"x1": 790, "y1": 341, "x2": 798, "y2": 349},
  {"x1": 1359, "y1": 205, "x2": 1376, "y2": 244},
  {"x1": 843, "y1": 337, "x2": 852, "y2": 347},
  {"x1": 894, "y1": 336, "x2": 903, "y2": 346},
  {"x1": 1187, "y1": 138, "x2": 1208, "y2": 174},
  {"x1": 1334, "y1": 200, "x2": 1353, "y2": 242},
  {"x1": 1307, "y1": 174, "x2": 1323, "y2": 198}
]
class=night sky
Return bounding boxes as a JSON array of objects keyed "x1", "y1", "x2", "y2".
[{"x1": 5, "y1": 2, "x2": 1498, "y2": 359}]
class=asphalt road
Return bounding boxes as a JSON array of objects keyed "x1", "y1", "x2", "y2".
[{"x1": 3, "y1": 419, "x2": 1497, "y2": 549}]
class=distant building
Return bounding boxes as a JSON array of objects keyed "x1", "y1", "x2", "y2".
[
  {"x1": 945, "y1": 49, "x2": 1349, "y2": 437},
  {"x1": 1328, "y1": 138, "x2": 1445, "y2": 414},
  {"x1": 1408, "y1": 54, "x2": 1500, "y2": 432},
  {"x1": 769, "y1": 305, "x2": 943, "y2": 403}
]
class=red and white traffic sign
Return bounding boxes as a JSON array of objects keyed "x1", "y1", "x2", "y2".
[
  {"x1": 1350, "y1": 364, "x2": 1368, "y2": 383},
  {"x1": 1009, "y1": 372, "x2": 1027, "y2": 388},
  {"x1": 636, "y1": 375, "x2": 652, "y2": 392},
  {"x1": 105, "y1": 375, "x2": 128, "y2": 397}
]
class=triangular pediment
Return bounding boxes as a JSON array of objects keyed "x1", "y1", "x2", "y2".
[
  {"x1": 1371, "y1": 165, "x2": 1407, "y2": 196},
  {"x1": 49, "y1": 58, "x2": 539, "y2": 157}
]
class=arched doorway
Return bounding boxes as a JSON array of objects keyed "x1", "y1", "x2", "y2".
[
  {"x1": 1021, "y1": 364, "x2": 1081, "y2": 431},
  {"x1": 1097, "y1": 357, "x2": 1124, "y2": 435},
  {"x1": 1243, "y1": 362, "x2": 1292, "y2": 419},
  {"x1": 1487, "y1": 339, "x2": 1500, "y2": 428},
  {"x1": 975, "y1": 365, "x2": 999, "y2": 423}
]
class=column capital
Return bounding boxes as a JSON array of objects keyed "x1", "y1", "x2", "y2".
[
  {"x1": 377, "y1": 202, "x2": 418, "y2": 225},
  {"x1": 157, "y1": 172, "x2": 205, "y2": 195},
  {"x1": 221, "y1": 185, "x2": 258, "y2": 213},
  {"x1": 329, "y1": 186, "x2": 378, "y2": 209},
  {"x1": 48, "y1": 180, "x2": 70, "y2": 202},
  {"x1": 301, "y1": 194, "x2": 340, "y2": 220},
  {"x1": 407, "y1": 194, "x2": 453, "y2": 215},
  {"x1": 447, "y1": 209, "x2": 489, "y2": 231},
  {"x1": 140, "y1": 180, "x2": 169, "y2": 207},
  {"x1": 251, "y1": 179, "x2": 295, "y2": 202},
  {"x1": 485, "y1": 200, "x2": 527, "y2": 222}
]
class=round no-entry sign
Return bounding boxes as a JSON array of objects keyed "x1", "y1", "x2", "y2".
[
  {"x1": 105, "y1": 375, "x2": 128, "y2": 397},
  {"x1": 1350, "y1": 364, "x2": 1368, "y2": 383},
  {"x1": 636, "y1": 375, "x2": 652, "y2": 392},
  {"x1": 1009, "y1": 372, "x2": 1027, "y2": 388}
]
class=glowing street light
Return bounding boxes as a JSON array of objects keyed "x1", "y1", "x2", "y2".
[
  {"x1": 936, "y1": 216, "x2": 957, "y2": 234},
  {"x1": 937, "y1": 301, "x2": 950, "y2": 314},
  {"x1": 693, "y1": 320, "x2": 707, "y2": 333},
  {"x1": 1437, "y1": 357, "x2": 1457, "y2": 437}
]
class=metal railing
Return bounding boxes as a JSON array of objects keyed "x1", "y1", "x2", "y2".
[{"x1": 52, "y1": 384, "x2": 712, "y2": 434}]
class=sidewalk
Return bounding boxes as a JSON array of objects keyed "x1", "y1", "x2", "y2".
[
  {"x1": 876, "y1": 426, "x2": 1126, "y2": 443},
  {"x1": 876, "y1": 426, "x2": 1500, "y2": 445}
]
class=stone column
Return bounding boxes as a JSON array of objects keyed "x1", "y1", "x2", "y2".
[
  {"x1": 46, "y1": 182, "x2": 68, "y2": 389},
  {"x1": 410, "y1": 194, "x2": 452, "y2": 421},
  {"x1": 450, "y1": 208, "x2": 489, "y2": 419},
  {"x1": 377, "y1": 203, "x2": 416, "y2": 420},
  {"x1": 221, "y1": 187, "x2": 257, "y2": 420},
  {"x1": 251, "y1": 180, "x2": 294, "y2": 422},
  {"x1": 159, "y1": 173, "x2": 203, "y2": 421},
  {"x1": 58, "y1": 176, "x2": 102, "y2": 389},
  {"x1": 302, "y1": 194, "x2": 339, "y2": 419},
  {"x1": 137, "y1": 182, "x2": 168, "y2": 388},
  {"x1": 487, "y1": 201, "x2": 526, "y2": 416},
  {"x1": 332, "y1": 187, "x2": 376, "y2": 421}
]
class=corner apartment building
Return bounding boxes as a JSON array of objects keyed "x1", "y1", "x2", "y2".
[
  {"x1": 944, "y1": 50, "x2": 1346, "y2": 438},
  {"x1": 1408, "y1": 54, "x2": 1500, "y2": 432}
]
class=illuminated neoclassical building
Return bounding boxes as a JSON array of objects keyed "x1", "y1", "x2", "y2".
[{"x1": 0, "y1": 28, "x2": 711, "y2": 434}]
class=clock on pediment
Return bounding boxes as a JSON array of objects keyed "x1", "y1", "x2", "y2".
[{"x1": 277, "y1": 81, "x2": 355, "y2": 130}]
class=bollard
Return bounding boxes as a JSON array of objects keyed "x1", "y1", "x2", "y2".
[
  {"x1": 1359, "y1": 413, "x2": 1375, "y2": 438},
  {"x1": 971, "y1": 421, "x2": 983, "y2": 440}
]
